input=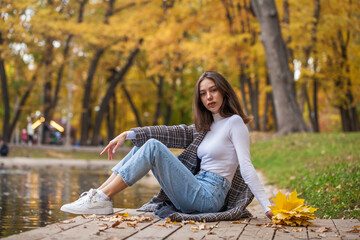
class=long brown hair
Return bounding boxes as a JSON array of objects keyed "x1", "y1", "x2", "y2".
[{"x1": 193, "y1": 71, "x2": 251, "y2": 132}]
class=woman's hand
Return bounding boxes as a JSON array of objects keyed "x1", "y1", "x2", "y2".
[
  {"x1": 265, "y1": 210, "x2": 274, "y2": 220},
  {"x1": 100, "y1": 132, "x2": 128, "y2": 160}
]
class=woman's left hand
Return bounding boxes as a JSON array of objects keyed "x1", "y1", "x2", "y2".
[{"x1": 265, "y1": 210, "x2": 274, "y2": 220}]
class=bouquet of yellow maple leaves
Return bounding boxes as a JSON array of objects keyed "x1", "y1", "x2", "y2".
[{"x1": 269, "y1": 189, "x2": 318, "y2": 227}]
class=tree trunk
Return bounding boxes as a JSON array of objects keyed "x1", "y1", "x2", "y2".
[
  {"x1": 153, "y1": 75, "x2": 164, "y2": 125},
  {"x1": 164, "y1": 77, "x2": 177, "y2": 125},
  {"x1": 91, "y1": 41, "x2": 141, "y2": 145},
  {"x1": 250, "y1": 0, "x2": 308, "y2": 134},
  {"x1": 9, "y1": 70, "x2": 41, "y2": 140},
  {"x1": 41, "y1": 39, "x2": 55, "y2": 143},
  {"x1": 80, "y1": 48, "x2": 105, "y2": 145},
  {"x1": 262, "y1": 74, "x2": 277, "y2": 131},
  {"x1": 80, "y1": 0, "x2": 116, "y2": 145},
  {"x1": 49, "y1": 0, "x2": 87, "y2": 120},
  {"x1": 49, "y1": 35, "x2": 73, "y2": 121},
  {"x1": 239, "y1": 64, "x2": 250, "y2": 116},
  {"x1": 106, "y1": 93, "x2": 116, "y2": 143},
  {"x1": 336, "y1": 26, "x2": 359, "y2": 131},
  {"x1": 300, "y1": 0, "x2": 320, "y2": 132},
  {"x1": 0, "y1": 33, "x2": 10, "y2": 142},
  {"x1": 121, "y1": 84, "x2": 143, "y2": 127}
]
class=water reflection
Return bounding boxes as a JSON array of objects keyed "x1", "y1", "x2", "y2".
[{"x1": 0, "y1": 166, "x2": 160, "y2": 238}]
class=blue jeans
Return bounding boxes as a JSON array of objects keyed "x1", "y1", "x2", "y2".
[{"x1": 112, "y1": 139, "x2": 231, "y2": 213}]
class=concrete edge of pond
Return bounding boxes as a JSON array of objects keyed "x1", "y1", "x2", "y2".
[{"x1": 0, "y1": 157, "x2": 119, "y2": 167}]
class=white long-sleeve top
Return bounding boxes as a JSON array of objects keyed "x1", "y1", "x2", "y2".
[
  {"x1": 197, "y1": 113, "x2": 271, "y2": 213},
  {"x1": 126, "y1": 114, "x2": 271, "y2": 213}
]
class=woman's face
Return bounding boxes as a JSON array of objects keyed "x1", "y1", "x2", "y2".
[{"x1": 199, "y1": 78, "x2": 223, "y2": 114}]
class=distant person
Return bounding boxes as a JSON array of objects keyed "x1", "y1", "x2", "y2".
[
  {"x1": 61, "y1": 71, "x2": 273, "y2": 221},
  {"x1": 0, "y1": 138, "x2": 9, "y2": 157},
  {"x1": 27, "y1": 120, "x2": 34, "y2": 146},
  {"x1": 21, "y1": 128, "x2": 27, "y2": 144}
]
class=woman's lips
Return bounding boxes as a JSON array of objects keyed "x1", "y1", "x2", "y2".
[{"x1": 208, "y1": 102, "x2": 216, "y2": 107}]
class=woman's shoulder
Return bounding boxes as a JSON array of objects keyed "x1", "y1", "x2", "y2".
[{"x1": 227, "y1": 114, "x2": 245, "y2": 125}]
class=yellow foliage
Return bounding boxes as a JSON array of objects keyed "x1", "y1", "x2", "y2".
[{"x1": 269, "y1": 190, "x2": 317, "y2": 227}]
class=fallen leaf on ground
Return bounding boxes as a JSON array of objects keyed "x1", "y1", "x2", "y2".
[
  {"x1": 315, "y1": 227, "x2": 331, "y2": 232},
  {"x1": 127, "y1": 221, "x2": 137, "y2": 228},
  {"x1": 56, "y1": 224, "x2": 65, "y2": 231},
  {"x1": 269, "y1": 190, "x2": 317, "y2": 227},
  {"x1": 293, "y1": 228, "x2": 303, "y2": 232},
  {"x1": 155, "y1": 222, "x2": 168, "y2": 227},
  {"x1": 111, "y1": 221, "x2": 121, "y2": 228},
  {"x1": 116, "y1": 212, "x2": 130, "y2": 218},
  {"x1": 99, "y1": 224, "x2": 109, "y2": 232},
  {"x1": 61, "y1": 220, "x2": 75, "y2": 224},
  {"x1": 81, "y1": 214, "x2": 96, "y2": 219},
  {"x1": 346, "y1": 225, "x2": 360, "y2": 233},
  {"x1": 231, "y1": 220, "x2": 243, "y2": 224}
]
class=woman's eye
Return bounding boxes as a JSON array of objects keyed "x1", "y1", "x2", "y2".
[
  {"x1": 200, "y1": 92, "x2": 206, "y2": 96},
  {"x1": 211, "y1": 89, "x2": 217, "y2": 92}
]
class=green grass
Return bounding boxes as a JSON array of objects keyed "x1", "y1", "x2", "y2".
[{"x1": 251, "y1": 132, "x2": 360, "y2": 219}]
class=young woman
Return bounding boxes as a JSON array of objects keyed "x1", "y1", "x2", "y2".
[{"x1": 61, "y1": 71, "x2": 273, "y2": 221}]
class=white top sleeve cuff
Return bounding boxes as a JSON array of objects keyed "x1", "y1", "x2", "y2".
[{"x1": 125, "y1": 131, "x2": 136, "y2": 140}]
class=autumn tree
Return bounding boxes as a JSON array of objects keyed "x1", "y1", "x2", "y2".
[{"x1": 250, "y1": 0, "x2": 308, "y2": 134}]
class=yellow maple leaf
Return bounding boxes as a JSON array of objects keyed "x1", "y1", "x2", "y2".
[{"x1": 269, "y1": 190, "x2": 318, "y2": 227}]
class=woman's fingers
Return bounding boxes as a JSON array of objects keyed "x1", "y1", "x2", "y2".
[
  {"x1": 108, "y1": 146, "x2": 113, "y2": 160},
  {"x1": 113, "y1": 140, "x2": 122, "y2": 154},
  {"x1": 100, "y1": 142, "x2": 112, "y2": 155},
  {"x1": 100, "y1": 146, "x2": 109, "y2": 155},
  {"x1": 265, "y1": 210, "x2": 274, "y2": 220}
]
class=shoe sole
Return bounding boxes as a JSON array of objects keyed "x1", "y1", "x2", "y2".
[{"x1": 60, "y1": 206, "x2": 114, "y2": 215}]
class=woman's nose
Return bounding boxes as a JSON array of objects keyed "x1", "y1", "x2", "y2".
[{"x1": 207, "y1": 92, "x2": 212, "y2": 99}]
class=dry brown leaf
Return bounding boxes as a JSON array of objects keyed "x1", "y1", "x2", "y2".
[
  {"x1": 99, "y1": 224, "x2": 109, "y2": 232},
  {"x1": 155, "y1": 223, "x2": 168, "y2": 227},
  {"x1": 293, "y1": 228, "x2": 303, "y2": 232},
  {"x1": 111, "y1": 221, "x2": 121, "y2": 228},
  {"x1": 207, "y1": 232, "x2": 216, "y2": 235},
  {"x1": 316, "y1": 227, "x2": 331, "y2": 232},
  {"x1": 346, "y1": 226, "x2": 360, "y2": 233},
  {"x1": 190, "y1": 225, "x2": 199, "y2": 232},
  {"x1": 231, "y1": 220, "x2": 243, "y2": 224},
  {"x1": 61, "y1": 220, "x2": 75, "y2": 224},
  {"x1": 56, "y1": 224, "x2": 65, "y2": 231},
  {"x1": 81, "y1": 214, "x2": 96, "y2": 219},
  {"x1": 127, "y1": 221, "x2": 137, "y2": 228}
]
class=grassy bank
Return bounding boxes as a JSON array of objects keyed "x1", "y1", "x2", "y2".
[{"x1": 251, "y1": 132, "x2": 360, "y2": 219}]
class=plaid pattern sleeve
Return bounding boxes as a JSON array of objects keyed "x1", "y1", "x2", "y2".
[
  {"x1": 130, "y1": 124, "x2": 196, "y2": 149},
  {"x1": 136, "y1": 128, "x2": 255, "y2": 222}
]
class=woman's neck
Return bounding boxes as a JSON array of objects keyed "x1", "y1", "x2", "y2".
[{"x1": 212, "y1": 113, "x2": 224, "y2": 122}]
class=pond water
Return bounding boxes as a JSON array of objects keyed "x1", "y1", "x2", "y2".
[{"x1": 0, "y1": 165, "x2": 161, "y2": 238}]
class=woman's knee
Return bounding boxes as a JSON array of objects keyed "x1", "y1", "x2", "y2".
[{"x1": 144, "y1": 138, "x2": 163, "y2": 148}]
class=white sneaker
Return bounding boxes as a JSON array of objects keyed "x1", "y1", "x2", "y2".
[{"x1": 60, "y1": 189, "x2": 114, "y2": 215}]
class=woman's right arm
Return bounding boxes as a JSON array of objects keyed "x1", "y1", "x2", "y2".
[{"x1": 130, "y1": 124, "x2": 196, "y2": 149}]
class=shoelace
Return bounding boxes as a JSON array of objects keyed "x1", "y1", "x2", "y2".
[{"x1": 78, "y1": 189, "x2": 96, "y2": 204}]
